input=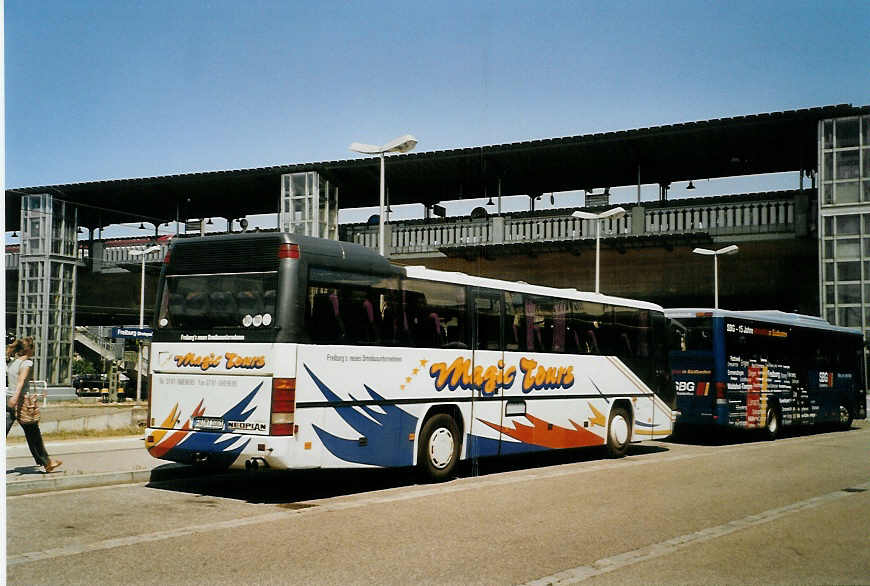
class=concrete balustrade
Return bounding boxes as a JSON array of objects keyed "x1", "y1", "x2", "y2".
[
  {"x1": 344, "y1": 192, "x2": 801, "y2": 256},
  {"x1": 5, "y1": 192, "x2": 805, "y2": 267},
  {"x1": 644, "y1": 199, "x2": 794, "y2": 235}
]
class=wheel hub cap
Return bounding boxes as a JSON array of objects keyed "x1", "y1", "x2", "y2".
[
  {"x1": 610, "y1": 416, "x2": 629, "y2": 445},
  {"x1": 429, "y1": 428, "x2": 455, "y2": 469}
]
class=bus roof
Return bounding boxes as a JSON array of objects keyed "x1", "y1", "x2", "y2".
[
  {"x1": 664, "y1": 308, "x2": 862, "y2": 336},
  {"x1": 171, "y1": 232, "x2": 662, "y2": 311},
  {"x1": 405, "y1": 265, "x2": 664, "y2": 312}
]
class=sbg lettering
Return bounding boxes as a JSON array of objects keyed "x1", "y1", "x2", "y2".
[{"x1": 675, "y1": 381, "x2": 696, "y2": 393}]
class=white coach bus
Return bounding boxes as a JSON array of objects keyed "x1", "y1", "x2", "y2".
[{"x1": 145, "y1": 233, "x2": 674, "y2": 480}]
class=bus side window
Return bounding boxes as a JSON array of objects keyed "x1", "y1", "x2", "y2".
[
  {"x1": 402, "y1": 278, "x2": 467, "y2": 349},
  {"x1": 525, "y1": 298, "x2": 542, "y2": 352},
  {"x1": 311, "y1": 292, "x2": 338, "y2": 342},
  {"x1": 504, "y1": 292, "x2": 522, "y2": 351},
  {"x1": 381, "y1": 294, "x2": 399, "y2": 345},
  {"x1": 552, "y1": 302, "x2": 567, "y2": 353},
  {"x1": 360, "y1": 295, "x2": 380, "y2": 344}
]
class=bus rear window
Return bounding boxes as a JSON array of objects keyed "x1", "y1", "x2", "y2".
[{"x1": 157, "y1": 272, "x2": 278, "y2": 330}]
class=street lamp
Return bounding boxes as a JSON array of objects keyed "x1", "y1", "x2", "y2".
[
  {"x1": 349, "y1": 134, "x2": 418, "y2": 256},
  {"x1": 130, "y1": 245, "x2": 161, "y2": 401},
  {"x1": 572, "y1": 206, "x2": 627, "y2": 294},
  {"x1": 692, "y1": 245, "x2": 739, "y2": 309}
]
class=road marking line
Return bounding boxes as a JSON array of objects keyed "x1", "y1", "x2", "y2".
[
  {"x1": 523, "y1": 480, "x2": 870, "y2": 586},
  {"x1": 7, "y1": 429, "x2": 867, "y2": 564}
]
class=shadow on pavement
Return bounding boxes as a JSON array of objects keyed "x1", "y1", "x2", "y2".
[
  {"x1": 664, "y1": 423, "x2": 859, "y2": 447},
  {"x1": 144, "y1": 442, "x2": 670, "y2": 505},
  {"x1": 6, "y1": 465, "x2": 45, "y2": 476}
]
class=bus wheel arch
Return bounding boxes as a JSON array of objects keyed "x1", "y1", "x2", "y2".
[
  {"x1": 417, "y1": 406, "x2": 463, "y2": 482},
  {"x1": 606, "y1": 400, "x2": 633, "y2": 458}
]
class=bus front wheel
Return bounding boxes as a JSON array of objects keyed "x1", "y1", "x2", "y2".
[
  {"x1": 606, "y1": 406, "x2": 632, "y2": 458},
  {"x1": 418, "y1": 413, "x2": 460, "y2": 482},
  {"x1": 765, "y1": 405, "x2": 781, "y2": 440}
]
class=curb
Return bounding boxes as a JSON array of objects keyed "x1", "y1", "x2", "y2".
[
  {"x1": 6, "y1": 463, "x2": 195, "y2": 496},
  {"x1": 6, "y1": 436, "x2": 144, "y2": 458}
]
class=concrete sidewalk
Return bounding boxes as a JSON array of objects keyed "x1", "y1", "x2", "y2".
[{"x1": 5, "y1": 436, "x2": 193, "y2": 496}]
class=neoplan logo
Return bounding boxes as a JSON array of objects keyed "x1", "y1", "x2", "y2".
[{"x1": 227, "y1": 421, "x2": 267, "y2": 432}]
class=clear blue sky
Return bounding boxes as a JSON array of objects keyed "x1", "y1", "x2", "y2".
[{"x1": 5, "y1": 1, "x2": 870, "y2": 213}]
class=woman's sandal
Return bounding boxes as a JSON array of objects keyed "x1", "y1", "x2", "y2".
[{"x1": 44, "y1": 460, "x2": 63, "y2": 473}]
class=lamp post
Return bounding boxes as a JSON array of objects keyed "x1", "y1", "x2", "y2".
[
  {"x1": 572, "y1": 206, "x2": 627, "y2": 294},
  {"x1": 349, "y1": 134, "x2": 418, "y2": 256},
  {"x1": 130, "y1": 245, "x2": 161, "y2": 401},
  {"x1": 692, "y1": 245, "x2": 739, "y2": 309}
]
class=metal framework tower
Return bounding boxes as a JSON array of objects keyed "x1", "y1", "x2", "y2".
[
  {"x1": 17, "y1": 194, "x2": 78, "y2": 384},
  {"x1": 279, "y1": 172, "x2": 339, "y2": 239}
]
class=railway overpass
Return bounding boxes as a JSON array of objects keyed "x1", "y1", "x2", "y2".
[{"x1": 5, "y1": 188, "x2": 816, "y2": 327}]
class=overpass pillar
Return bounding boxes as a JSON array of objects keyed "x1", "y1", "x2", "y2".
[
  {"x1": 793, "y1": 191, "x2": 810, "y2": 238},
  {"x1": 491, "y1": 215, "x2": 505, "y2": 244},
  {"x1": 631, "y1": 206, "x2": 646, "y2": 235},
  {"x1": 89, "y1": 240, "x2": 105, "y2": 273}
]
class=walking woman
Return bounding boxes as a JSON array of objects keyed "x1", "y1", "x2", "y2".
[{"x1": 6, "y1": 337, "x2": 62, "y2": 473}]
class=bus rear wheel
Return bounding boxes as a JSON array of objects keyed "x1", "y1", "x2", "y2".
[
  {"x1": 838, "y1": 402, "x2": 853, "y2": 431},
  {"x1": 606, "y1": 406, "x2": 631, "y2": 458},
  {"x1": 418, "y1": 413, "x2": 460, "y2": 482}
]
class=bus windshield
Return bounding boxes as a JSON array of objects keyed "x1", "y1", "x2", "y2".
[
  {"x1": 669, "y1": 317, "x2": 713, "y2": 351},
  {"x1": 157, "y1": 271, "x2": 278, "y2": 330}
]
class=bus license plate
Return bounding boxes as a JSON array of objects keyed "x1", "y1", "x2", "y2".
[{"x1": 192, "y1": 416, "x2": 225, "y2": 431}]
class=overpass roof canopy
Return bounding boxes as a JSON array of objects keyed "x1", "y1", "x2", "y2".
[{"x1": 6, "y1": 103, "x2": 869, "y2": 232}]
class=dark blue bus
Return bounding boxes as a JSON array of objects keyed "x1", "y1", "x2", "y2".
[{"x1": 666, "y1": 309, "x2": 866, "y2": 437}]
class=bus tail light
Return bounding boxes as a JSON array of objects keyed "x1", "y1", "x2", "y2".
[
  {"x1": 278, "y1": 243, "x2": 300, "y2": 260},
  {"x1": 271, "y1": 378, "x2": 296, "y2": 436},
  {"x1": 147, "y1": 374, "x2": 153, "y2": 426},
  {"x1": 163, "y1": 251, "x2": 171, "y2": 265},
  {"x1": 714, "y1": 382, "x2": 726, "y2": 399}
]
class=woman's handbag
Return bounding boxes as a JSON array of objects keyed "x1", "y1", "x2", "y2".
[{"x1": 16, "y1": 393, "x2": 41, "y2": 424}]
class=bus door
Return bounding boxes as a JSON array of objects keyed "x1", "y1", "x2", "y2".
[
  {"x1": 467, "y1": 290, "x2": 505, "y2": 459},
  {"x1": 669, "y1": 317, "x2": 716, "y2": 425}
]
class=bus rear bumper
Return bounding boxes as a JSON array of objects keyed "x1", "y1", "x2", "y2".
[{"x1": 144, "y1": 428, "x2": 303, "y2": 470}]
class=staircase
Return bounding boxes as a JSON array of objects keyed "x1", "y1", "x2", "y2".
[{"x1": 74, "y1": 326, "x2": 124, "y2": 362}]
